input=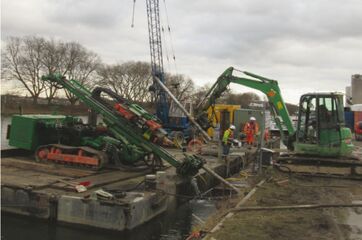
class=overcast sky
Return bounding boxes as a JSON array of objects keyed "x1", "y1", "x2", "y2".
[{"x1": 1, "y1": 0, "x2": 362, "y2": 104}]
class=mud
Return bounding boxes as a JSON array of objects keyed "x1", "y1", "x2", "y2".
[{"x1": 203, "y1": 166, "x2": 362, "y2": 240}]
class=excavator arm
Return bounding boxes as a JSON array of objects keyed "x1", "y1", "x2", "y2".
[{"x1": 196, "y1": 67, "x2": 296, "y2": 148}]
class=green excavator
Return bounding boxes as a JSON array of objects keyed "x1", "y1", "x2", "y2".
[{"x1": 195, "y1": 67, "x2": 354, "y2": 158}]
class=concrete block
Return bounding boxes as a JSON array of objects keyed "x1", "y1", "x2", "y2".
[
  {"x1": 1, "y1": 187, "x2": 15, "y2": 204},
  {"x1": 126, "y1": 192, "x2": 167, "y2": 229},
  {"x1": 1, "y1": 187, "x2": 50, "y2": 218},
  {"x1": 57, "y1": 196, "x2": 127, "y2": 231}
]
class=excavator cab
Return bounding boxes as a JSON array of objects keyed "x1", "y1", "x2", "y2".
[{"x1": 295, "y1": 93, "x2": 353, "y2": 157}]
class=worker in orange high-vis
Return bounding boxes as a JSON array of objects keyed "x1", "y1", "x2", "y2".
[{"x1": 243, "y1": 117, "x2": 259, "y2": 146}]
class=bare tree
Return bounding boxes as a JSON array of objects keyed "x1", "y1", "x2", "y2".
[
  {"x1": 165, "y1": 73, "x2": 195, "y2": 102},
  {"x1": 97, "y1": 61, "x2": 197, "y2": 107},
  {"x1": 61, "y1": 42, "x2": 101, "y2": 105},
  {"x1": 2, "y1": 36, "x2": 46, "y2": 104},
  {"x1": 2, "y1": 36, "x2": 101, "y2": 105},
  {"x1": 41, "y1": 39, "x2": 64, "y2": 104},
  {"x1": 221, "y1": 92, "x2": 261, "y2": 108},
  {"x1": 97, "y1": 61, "x2": 153, "y2": 102},
  {"x1": 191, "y1": 83, "x2": 231, "y2": 111},
  {"x1": 41, "y1": 41, "x2": 100, "y2": 105}
]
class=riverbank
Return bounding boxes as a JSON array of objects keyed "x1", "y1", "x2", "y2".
[
  {"x1": 1, "y1": 95, "x2": 88, "y2": 116},
  {"x1": 206, "y1": 171, "x2": 362, "y2": 240},
  {"x1": 1, "y1": 95, "x2": 154, "y2": 116},
  {"x1": 194, "y1": 142, "x2": 362, "y2": 240}
]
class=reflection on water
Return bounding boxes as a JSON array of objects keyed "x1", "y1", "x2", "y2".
[{"x1": 2, "y1": 200, "x2": 216, "y2": 240}]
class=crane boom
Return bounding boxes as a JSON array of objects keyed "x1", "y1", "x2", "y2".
[
  {"x1": 146, "y1": 0, "x2": 164, "y2": 75},
  {"x1": 146, "y1": 0, "x2": 169, "y2": 124}
]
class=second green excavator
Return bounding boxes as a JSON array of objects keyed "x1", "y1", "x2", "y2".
[{"x1": 195, "y1": 67, "x2": 354, "y2": 158}]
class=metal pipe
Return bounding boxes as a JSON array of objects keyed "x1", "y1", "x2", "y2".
[
  {"x1": 232, "y1": 203, "x2": 362, "y2": 212},
  {"x1": 202, "y1": 166, "x2": 241, "y2": 195},
  {"x1": 154, "y1": 77, "x2": 211, "y2": 141},
  {"x1": 258, "y1": 102, "x2": 266, "y2": 174}
]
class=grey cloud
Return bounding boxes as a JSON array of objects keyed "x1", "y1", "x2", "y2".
[
  {"x1": 44, "y1": 0, "x2": 124, "y2": 28},
  {"x1": 1, "y1": 0, "x2": 361, "y2": 104}
]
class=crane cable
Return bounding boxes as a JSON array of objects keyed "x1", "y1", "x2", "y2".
[
  {"x1": 131, "y1": 0, "x2": 176, "y2": 74},
  {"x1": 131, "y1": 0, "x2": 136, "y2": 28},
  {"x1": 162, "y1": 0, "x2": 178, "y2": 75},
  {"x1": 159, "y1": 7, "x2": 172, "y2": 72}
]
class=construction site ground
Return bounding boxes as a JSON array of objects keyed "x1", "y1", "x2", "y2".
[{"x1": 200, "y1": 141, "x2": 362, "y2": 240}]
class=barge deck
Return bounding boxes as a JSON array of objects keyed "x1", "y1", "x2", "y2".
[{"x1": 1, "y1": 148, "x2": 248, "y2": 231}]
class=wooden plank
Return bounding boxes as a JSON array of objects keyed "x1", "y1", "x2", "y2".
[
  {"x1": 1, "y1": 166, "x2": 65, "y2": 188},
  {"x1": 1, "y1": 157, "x2": 98, "y2": 177},
  {"x1": 64, "y1": 169, "x2": 153, "y2": 189}
]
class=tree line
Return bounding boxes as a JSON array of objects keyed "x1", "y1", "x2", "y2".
[
  {"x1": 1, "y1": 36, "x2": 198, "y2": 106},
  {"x1": 2, "y1": 36, "x2": 295, "y2": 112}
]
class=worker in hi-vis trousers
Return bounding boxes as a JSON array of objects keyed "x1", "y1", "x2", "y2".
[
  {"x1": 243, "y1": 117, "x2": 259, "y2": 146},
  {"x1": 222, "y1": 125, "x2": 235, "y2": 160},
  {"x1": 222, "y1": 125, "x2": 235, "y2": 177}
]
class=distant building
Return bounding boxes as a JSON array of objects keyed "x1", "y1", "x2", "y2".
[
  {"x1": 345, "y1": 74, "x2": 362, "y2": 107},
  {"x1": 352, "y1": 74, "x2": 362, "y2": 104}
]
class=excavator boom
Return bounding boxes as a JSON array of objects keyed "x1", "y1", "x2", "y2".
[{"x1": 196, "y1": 67, "x2": 296, "y2": 147}]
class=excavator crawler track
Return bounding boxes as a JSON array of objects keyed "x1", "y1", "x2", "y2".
[
  {"x1": 35, "y1": 144, "x2": 108, "y2": 169},
  {"x1": 276, "y1": 154, "x2": 362, "y2": 180},
  {"x1": 278, "y1": 155, "x2": 362, "y2": 166}
]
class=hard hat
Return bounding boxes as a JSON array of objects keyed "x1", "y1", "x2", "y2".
[
  {"x1": 250, "y1": 117, "x2": 256, "y2": 121},
  {"x1": 230, "y1": 125, "x2": 236, "y2": 130}
]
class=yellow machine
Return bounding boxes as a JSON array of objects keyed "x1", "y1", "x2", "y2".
[{"x1": 206, "y1": 104, "x2": 240, "y2": 137}]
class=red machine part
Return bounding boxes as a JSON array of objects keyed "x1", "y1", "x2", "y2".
[
  {"x1": 145, "y1": 120, "x2": 162, "y2": 131},
  {"x1": 36, "y1": 145, "x2": 104, "y2": 168},
  {"x1": 114, "y1": 103, "x2": 135, "y2": 120},
  {"x1": 355, "y1": 121, "x2": 362, "y2": 141},
  {"x1": 187, "y1": 139, "x2": 203, "y2": 154},
  {"x1": 114, "y1": 103, "x2": 163, "y2": 133}
]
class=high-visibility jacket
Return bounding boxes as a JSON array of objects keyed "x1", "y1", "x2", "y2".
[
  {"x1": 222, "y1": 129, "x2": 234, "y2": 145},
  {"x1": 243, "y1": 122, "x2": 259, "y2": 144},
  {"x1": 243, "y1": 122, "x2": 259, "y2": 135}
]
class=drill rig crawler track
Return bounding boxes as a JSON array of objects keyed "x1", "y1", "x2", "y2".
[{"x1": 35, "y1": 144, "x2": 108, "y2": 169}]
